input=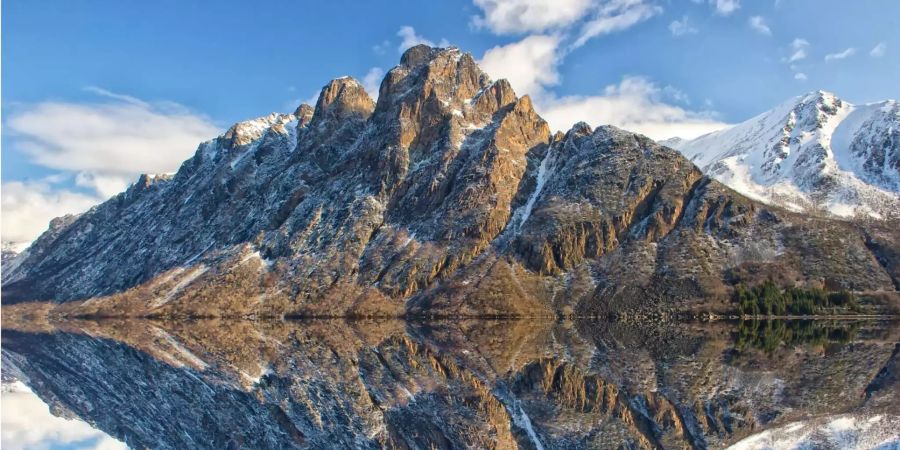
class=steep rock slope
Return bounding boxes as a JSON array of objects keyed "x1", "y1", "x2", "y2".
[
  {"x1": 664, "y1": 91, "x2": 900, "y2": 218},
  {"x1": 3, "y1": 47, "x2": 897, "y2": 316}
]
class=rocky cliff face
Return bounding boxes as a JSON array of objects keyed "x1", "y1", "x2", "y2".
[
  {"x1": 3, "y1": 46, "x2": 898, "y2": 317},
  {"x1": 664, "y1": 91, "x2": 900, "y2": 219}
]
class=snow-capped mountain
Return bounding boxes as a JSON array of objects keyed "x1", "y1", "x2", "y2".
[
  {"x1": 664, "y1": 91, "x2": 900, "y2": 219},
  {"x1": 3, "y1": 48, "x2": 899, "y2": 316},
  {"x1": 1, "y1": 241, "x2": 23, "y2": 275}
]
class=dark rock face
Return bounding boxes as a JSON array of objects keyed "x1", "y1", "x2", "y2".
[
  {"x1": 2, "y1": 45, "x2": 897, "y2": 317},
  {"x1": 2, "y1": 318, "x2": 897, "y2": 449}
]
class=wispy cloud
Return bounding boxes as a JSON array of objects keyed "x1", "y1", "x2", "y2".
[
  {"x1": 471, "y1": 0, "x2": 661, "y2": 49},
  {"x1": 786, "y1": 38, "x2": 809, "y2": 62},
  {"x1": 83, "y1": 86, "x2": 150, "y2": 106},
  {"x1": 472, "y1": 1, "x2": 725, "y2": 140},
  {"x1": 6, "y1": 90, "x2": 219, "y2": 198},
  {"x1": 362, "y1": 67, "x2": 385, "y2": 99},
  {"x1": 397, "y1": 26, "x2": 449, "y2": 53},
  {"x1": 571, "y1": 1, "x2": 662, "y2": 48},
  {"x1": 824, "y1": 47, "x2": 855, "y2": 61},
  {"x1": 4, "y1": 89, "x2": 220, "y2": 245},
  {"x1": 748, "y1": 16, "x2": 771, "y2": 36},
  {"x1": 711, "y1": 0, "x2": 740, "y2": 16},
  {"x1": 669, "y1": 16, "x2": 698, "y2": 37},
  {"x1": 794, "y1": 72, "x2": 808, "y2": 81},
  {"x1": 471, "y1": 0, "x2": 595, "y2": 34},
  {"x1": 479, "y1": 34, "x2": 727, "y2": 140},
  {"x1": 539, "y1": 76, "x2": 728, "y2": 140},
  {"x1": 870, "y1": 42, "x2": 886, "y2": 58}
]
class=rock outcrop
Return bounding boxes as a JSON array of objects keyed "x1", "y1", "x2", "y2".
[{"x1": 3, "y1": 46, "x2": 898, "y2": 317}]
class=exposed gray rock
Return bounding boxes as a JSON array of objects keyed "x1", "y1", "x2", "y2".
[{"x1": 2, "y1": 46, "x2": 897, "y2": 317}]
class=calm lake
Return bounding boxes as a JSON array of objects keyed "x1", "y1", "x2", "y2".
[{"x1": 2, "y1": 319, "x2": 898, "y2": 449}]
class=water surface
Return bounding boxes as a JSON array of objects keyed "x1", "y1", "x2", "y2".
[{"x1": 2, "y1": 319, "x2": 898, "y2": 449}]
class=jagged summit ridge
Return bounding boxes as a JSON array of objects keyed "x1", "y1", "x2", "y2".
[
  {"x1": 665, "y1": 90, "x2": 900, "y2": 218},
  {"x1": 3, "y1": 46, "x2": 897, "y2": 316}
]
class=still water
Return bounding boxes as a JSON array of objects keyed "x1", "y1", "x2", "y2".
[{"x1": 2, "y1": 319, "x2": 898, "y2": 449}]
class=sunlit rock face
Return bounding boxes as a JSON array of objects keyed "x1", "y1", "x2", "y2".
[
  {"x1": 3, "y1": 45, "x2": 898, "y2": 318},
  {"x1": 2, "y1": 318, "x2": 897, "y2": 449}
]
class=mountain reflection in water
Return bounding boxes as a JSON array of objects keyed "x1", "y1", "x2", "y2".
[{"x1": 2, "y1": 318, "x2": 898, "y2": 450}]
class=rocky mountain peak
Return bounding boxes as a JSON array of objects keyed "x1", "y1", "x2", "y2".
[
  {"x1": 222, "y1": 112, "x2": 295, "y2": 149},
  {"x1": 293, "y1": 103, "x2": 314, "y2": 128},
  {"x1": 792, "y1": 90, "x2": 846, "y2": 130},
  {"x1": 312, "y1": 77, "x2": 375, "y2": 125},
  {"x1": 4, "y1": 46, "x2": 898, "y2": 317},
  {"x1": 376, "y1": 46, "x2": 490, "y2": 117},
  {"x1": 399, "y1": 44, "x2": 444, "y2": 68},
  {"x1": 568, "y1": 121, "x2": 594, "y2": 138},
  {"x1": 667, "y1": 90, "x2": 900, "y2": 218}
]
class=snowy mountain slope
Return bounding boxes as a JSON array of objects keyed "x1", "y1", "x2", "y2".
[
  {"x1": 3, "y1": 48, "x2": 898, "y2": 316},
  {"x1": 664, "y1": 91, "x2": 900, "y2": 218},
  {"x1": 728, "y1": 413, "x2": 899, "y2": 450}
]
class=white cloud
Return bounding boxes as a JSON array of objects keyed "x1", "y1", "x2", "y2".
[
  {"x1": 478, "y1": 34, "x2": 726, "y2": 140},
  {"x1": 74, "y1": 172, "x2": 133, "y2": 198},
  {"x1": 479, "y1": 35, "x2": 561, "y2": 96},
  {"x1": 870, "y1": 42, "x2": 886, "y2": 58},
  {"x1": 538, "y1": 76, "x2": 729, "y2": 140},
  {"x1": 1, "y1": 181, "x2": 102, "y2": 246},
  {"x1": 824, "y1": 47, "x2": 855, "y2": 61},
  {"x1": 6, "y1": 90, "x2": 219, "y2": 198},
  {"x1": 794, "y1": 72, "x2": 808, "y2": 81},
  {"x1": 471, "y1": 0, "x2": 593, "y2": 34},
  {"x1": 711, "y1": 0, "x2": 740, "y2": 16},
  {"x1": 396, "y1": 26, "x2": 449, "y2": 53},
  {"x1": 83, "y1": 86, "x2": 149, "y2": 106},
  {"x1": 1, "y1": 381, "x2": 127, "y2": 450},
  {"x1": 3, "y1": 90, "x2": 219, "y2": 247},
  {"x1": 362, "y1": 67, "x2": 385, "y2": 100},
  {"x1": 669, "y1": 16, "x2": 698, "y2": 36},
  {"x1": 748, "y1": 16, "x2": 771, "y2": 36},
  {"x1": 786, "y1": 38, "x2": 809, "y2": 62},
  {"x1": 471, "y1": 0, "x2": 661, "y2": 49},
  {"x1": 572, "y1": 1, "x2": 662, "y2": 48}
]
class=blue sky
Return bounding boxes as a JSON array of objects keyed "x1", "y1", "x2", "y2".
[{"x1": 2, "y1": 0, "x2": 898, "y2": 247}]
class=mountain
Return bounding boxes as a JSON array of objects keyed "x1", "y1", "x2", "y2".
[
  {"x1": 663, "y1": 91, "x2": 900, "y2": 219},
  {"x1": 3, "y1": 46, "x2": 898, "y2": 317},
  {"x1": 1, "y1": 242, "x2": 20, "y2": 271}
]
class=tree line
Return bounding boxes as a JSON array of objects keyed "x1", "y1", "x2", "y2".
[{"x1": 733, "y1": 280, "x2": 859, "y2": 316}]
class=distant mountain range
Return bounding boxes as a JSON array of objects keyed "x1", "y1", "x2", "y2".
[
  {"x1": 663, "y1": 91, "x2": 899, "y2": 219},
  {"x1": 3, "y1": 46, "x2": 898, "y2": 316}
]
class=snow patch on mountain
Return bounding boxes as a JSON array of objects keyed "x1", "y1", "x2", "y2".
[
  {"x1": 728, "y1": 413, "x2": 900, "y2": 450},
  {"x1": 664, "y1": 91, "x2": 900, "y2": 218}
]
